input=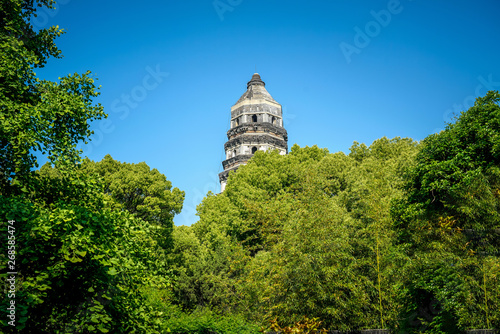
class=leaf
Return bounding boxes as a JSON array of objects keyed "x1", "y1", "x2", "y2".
[
  {"x1": 98, "y1": 326, "x2": 109, "y2": 333},
  {"x1": 75, "y1": 250, "x2": 87, "y2": 258},
  {"x1": 107, "y1": 267, "x2": 118, "y2": 276}
]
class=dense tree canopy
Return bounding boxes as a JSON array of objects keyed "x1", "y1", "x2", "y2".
[
  {"x1": 170, "y1": 138, "x2": 420, "y2": 331},
  {"x1": 392, "y1": 91, "x2": 500, "y2": 332},
  {"x1": 81, "y1": 155, "x2": 185, "y2": 248},
  {"x1": 0, "y1": 2, "x2": 184, "y2": 332},
  {"x1": 170, "y1": 94, "x2": 500, "y2": 331},
  {"x1": 1, "y1": 179, "x2": 175, "y2": 332}
]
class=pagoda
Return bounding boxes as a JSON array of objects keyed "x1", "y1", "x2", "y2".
[{"x1": 219, "y1": 73, "x2": 288, "y2": 191}]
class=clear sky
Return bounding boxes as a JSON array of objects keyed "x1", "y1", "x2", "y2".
[{"x1": 34, "y1": 0, "x2": 500, "y2": 226}]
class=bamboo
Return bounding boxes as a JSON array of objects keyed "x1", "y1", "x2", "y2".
[
  {"x1": 376, "y1": 235, "x2": 384, "y2": 329},
  {"x1": 483, "y1": 260, "x2": 490, "y2": 329}
]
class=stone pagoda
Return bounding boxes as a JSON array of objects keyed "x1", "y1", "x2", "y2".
[{"x1": 219, "y1": 73, "x2": 288, "y2": 191}]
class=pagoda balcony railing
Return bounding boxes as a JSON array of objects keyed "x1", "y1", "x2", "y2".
[{"x1": 222, "y1": 154, "x2": 253, "y2": 170}]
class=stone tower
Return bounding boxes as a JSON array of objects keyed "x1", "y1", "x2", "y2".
[{"x1": 219, "y1": 73, "x2": 288, "y2": 191}]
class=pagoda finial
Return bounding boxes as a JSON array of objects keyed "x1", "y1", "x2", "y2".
[{"x1": 247, "y1": 73, "x2": 264, "y2": 88}]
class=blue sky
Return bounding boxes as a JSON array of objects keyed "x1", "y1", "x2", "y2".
[{"x1": 35, "y1": 0, "x2": 500, "y2": 226}]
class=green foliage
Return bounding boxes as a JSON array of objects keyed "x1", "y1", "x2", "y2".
[
  {"x1": 0, "y1": 0, "x2": 105, "y2": 194},
  {"x1": 268, "y1": 316, "x2": 328, "y2": 333},
  {"x1": 401, "y1": 91, "x2": 500, "y2": 231},
  {"x1": 81, "y1": 155, "x2": 185, "y2": 249},
  {"x1": 0, "y1": 172, "x2": 175, "y2": 332},
  {"x1": 163, "y1": 308, "x2": 259, "y2": 334},
  {"x1": 242, "y1": 187, "x2": 362, "y2": 329},
  {"x1": 169, "y1": 220, "x2": 249, "y2": 313},
  {"x1": 345, "y1": 137, "x2": 418, "y2": 329},
  {"x1": 184, "y1": 140, "x2": 419, "y2": 331},
  {"x1": 455, "y1": 256, "x2": 500, "y2": 330},
  {"x1": 0, "y1": 2, "x2": 186, "y2": 332},
  {"x1": 393, "y1": 91, "x2": 500, "y2": 331},
  {"x1": 82, "y1": 155, "x2": 184, "y2": 224},
  {"x1": 0, "y1": 0, "x2": 63, "y2": 67}
]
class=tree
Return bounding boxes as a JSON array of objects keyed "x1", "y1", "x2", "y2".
[
  {"x1": 345, "y1": 137, "x2": 418, "y2": 330},
  {"x1": 169, "y1": 220, "x2": 249, "y2": 313},
  {"x1": 81, "y1": 155, "x2": 185, "y2": 249},
  {"x1": 190, "y1": 142, "x2": 418, "y2": 331},
  {"x1": 398, "y1": 91, "x2": 500, "y2": 232},
  {"x1": 241, "y1": 180, "x2": 363, "y2": 330},
  {"x1": 1, "y1": 156, "x2": 185, "y2": 332},
  {"x1": 0, "y1": 183, "x2": 175, "y2": 333},
  {"x1": 392, "y1": 91, "x2": 500, "y2": 331},
  {"x1": 0, "y1": 2, "x2": 185, "y2": 332},
  {"x1": 0, "y1": 0, "x2": 105, "y2": 194}
]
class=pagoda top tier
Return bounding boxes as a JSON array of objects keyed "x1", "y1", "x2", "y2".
[{"x1": 233, "y1": 73, "x2": 279, "y2": 106}]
